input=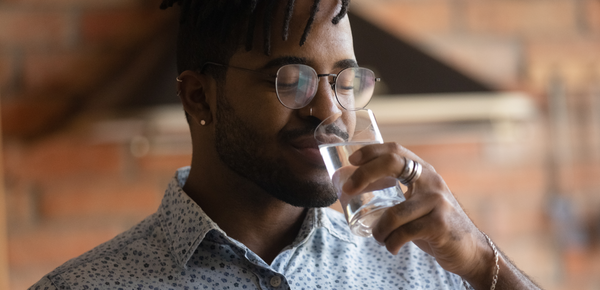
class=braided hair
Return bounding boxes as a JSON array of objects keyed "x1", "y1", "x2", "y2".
[{"x1": 160, "y1": 0, "x2": 350, "y2": 77}]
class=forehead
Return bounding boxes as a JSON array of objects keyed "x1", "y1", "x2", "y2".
[{"x1": 229, "y1": 0, "x2": 355, "y2": 67}]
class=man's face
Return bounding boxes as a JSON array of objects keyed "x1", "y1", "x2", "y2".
[{"x1": 214, "y1": 1, "x2": 355, "y2": 208}]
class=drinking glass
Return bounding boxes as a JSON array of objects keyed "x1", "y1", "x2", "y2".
[{"x1": 315, "y1": 109, "x2": 405, "y2": 237}]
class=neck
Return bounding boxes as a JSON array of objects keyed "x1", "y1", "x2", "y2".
[{"x1": 183, "y1": 155, "x2": 307, "y2": 265}]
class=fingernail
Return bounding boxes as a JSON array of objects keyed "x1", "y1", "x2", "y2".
[{"x1": 375, "y1": 239, "x2": 385, "y2": 247}]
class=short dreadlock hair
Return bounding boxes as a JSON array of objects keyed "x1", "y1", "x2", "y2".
[{"x1": 160, "y1": 0, "x2": 350, "y2": 78}]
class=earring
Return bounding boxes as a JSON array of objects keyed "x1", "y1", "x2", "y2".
[
  {"x1": 310, "y1": 107, "x2": 313, "y2": 116},
  {"x1": 176, "y1": 76, "x2": 182, "y2": 96},
  {"x1": 200, "y1": 120, "x2": 206, "y2": 126}
]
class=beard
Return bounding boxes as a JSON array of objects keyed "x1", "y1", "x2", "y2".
[{"x1": 213, "y1": 92, "x2": 337, "y2": 208}]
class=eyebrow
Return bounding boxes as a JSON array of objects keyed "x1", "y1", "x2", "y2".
[
  {"x1": 261, "y1": 56, "x2": 308, "y2": 70},
  {"x1": 334, "y1": 59, "x2": 358, "y2": 69},
  {"x1": 261, "y1": 56, "x2": 359, "y2": 71}
]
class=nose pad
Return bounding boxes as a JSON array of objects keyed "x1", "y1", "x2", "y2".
[{"x1": 328, "y1": 82, "x2": 336, "y2": 93}]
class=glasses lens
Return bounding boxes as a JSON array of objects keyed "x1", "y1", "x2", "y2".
[
  {"x1": 275, "y1": 64, "x2": 318, "y2": 109},
  {"x1": 335, "y1": 67, "x2": 377, "y2": 110}
]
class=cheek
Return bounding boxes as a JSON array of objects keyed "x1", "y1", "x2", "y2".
[
  {"x1": 223, "y1": 84, "x2": 292, "y2": 135},
  {"x1": 255, "y1": 107, "x2": 293, "y2": 138}
]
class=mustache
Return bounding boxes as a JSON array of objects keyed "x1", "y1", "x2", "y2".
[
  {"x1": 280, "y1": 121, "x2": 349, "y2": 144},
  {"x1": 323, "y1": 124, "x2": 349, "y2": 141}
]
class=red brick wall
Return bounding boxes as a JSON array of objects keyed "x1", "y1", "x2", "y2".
[
  {"x1": 0, "y1": 0, "x2": 176, "y2": 137},
  {"x1": 4, "y1": 127, "x2": 191, "y2": 289}
]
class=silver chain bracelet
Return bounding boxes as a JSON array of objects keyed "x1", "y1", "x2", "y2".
[{"x1": 462, "y1": 232, "x2": 499, "y2": 290}]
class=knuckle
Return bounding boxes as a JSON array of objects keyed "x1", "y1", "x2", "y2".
[
  {"x1": 428, "y1": 191, "x2": 445, "y2": 204},
  {"x1": 426, "y1": 195, "x2": 456, "y2": 228},
  {"x1": 428, "y1": 173, "x2": 447, "y2": 191},
  {"x1": 427, "y1": 189, "x2": 452, "y2": 209},
  {"x1": 429, "y1": 207, "x2": 447, "y2": 227},
  {"x1": 382, "y1": 152, "x2": 401, "y2": 167},
  {"x1": 385, "y1": 142, "x2": 404, "y2": 153},
  {"x1": 402, "y1": 220, "x2": 424, "y2": 236},
  {"x1": 397, "y1": 143, "x2": 407, "y2": 152},
  {"x1": 426, "y1": 163, "x2": 437, "y2": 173},
  {"x1": 379, "y1": 153, "x2": 404, "y2": 177},
  {"x1": 390, "y1": 152, "x2": 404, "y2": 165},
  {"x1": 389, "y1": 200, "x2": 416, "y2": 218},
  {"x1": 381, "y1": 152, "x2": 395, "y2": 162}
]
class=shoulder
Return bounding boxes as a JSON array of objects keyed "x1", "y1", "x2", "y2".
[
  {"x1": 29, "y1": 276, "x2": 58, "y2": 290},
  {"x1": 29, "y1": 213, "x2": 167, "y2": 290}
]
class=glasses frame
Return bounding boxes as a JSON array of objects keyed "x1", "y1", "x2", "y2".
[{"x1": 200, "y1": 62, "x2": 380, "y2": 110}]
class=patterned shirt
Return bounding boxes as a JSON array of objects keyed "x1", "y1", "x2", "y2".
[{"x1": 30, "y1": 167, "x2": 466, "y2": 290}]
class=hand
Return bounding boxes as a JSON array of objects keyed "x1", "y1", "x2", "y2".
[{"x1": 342, "y1": 142, "x2": 494, "y2": 280}]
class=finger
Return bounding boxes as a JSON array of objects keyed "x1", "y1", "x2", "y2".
[
  {"x1": 345, "y1": 143, "x2": 434, "y2": 194},
  {"x1": 343, "y1": 153, "x2": 440, "y2": 196},
  {"x1": 331, "y1": 166, "x2": 355, "y2": 194},
  {"x1": 371, "y1": 192, "x2": 440, "y2": 246},
  {"x1": 349, "y1": 143, "x2": 426, "y2": 168},
  {"x1": 380, "y1": 200, "x2": 447, "y2": 256},
  {"x1": 342, "y1": 151, "x2": 405, "y2": 195},
  {"x1": 383, "y1": 216, "x2": 433, "y2": 255},
  {"x1": 403, "y1": 165, "x2": 447, "y2": 200},
  {"x1": 380, "y1": 192, "x2": 464, "y2": 257}
]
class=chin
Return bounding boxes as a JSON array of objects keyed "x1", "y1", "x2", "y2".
[{"x1": 260, "y1": 179, "x2": 339, "y2": 208}]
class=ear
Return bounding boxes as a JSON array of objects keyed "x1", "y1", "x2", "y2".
[{"x1": 177, "y1": 70, "x2": 215, "y2": 127}]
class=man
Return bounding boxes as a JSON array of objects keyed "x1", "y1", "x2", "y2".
[{"x1": 31, "y1": 1, "x2": 541, "y2": 289}]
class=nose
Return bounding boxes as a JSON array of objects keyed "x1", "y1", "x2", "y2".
[
  {"x1": 305, "y1": 74, "x2": 342, "y2": 121},
  {"x1": 317, "y1": 73, "x2": 337, "y2": 91}
]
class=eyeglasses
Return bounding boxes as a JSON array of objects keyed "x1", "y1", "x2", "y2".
[{"x1": 201, "y1": 62, "x2": 380, "y2": 110}]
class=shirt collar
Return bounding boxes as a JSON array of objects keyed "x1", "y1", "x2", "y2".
[
  {"x1": 158, "y1": 167, "x2": 224, "y2": 268},
  {"x1": 312, "y1": 207, "x2": 359, "y2": 246},
  {"x1": 159, "y1": 167, "x2": 358, "y2": 268}
]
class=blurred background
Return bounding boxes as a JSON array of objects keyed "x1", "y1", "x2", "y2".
[{"x1": 1, "y1": 0, "x2": 600, "y2": 289}]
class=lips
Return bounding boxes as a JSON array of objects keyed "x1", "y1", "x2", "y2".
[{"x1": 288, "y1": 135, "x2": 325, "y2": 166}]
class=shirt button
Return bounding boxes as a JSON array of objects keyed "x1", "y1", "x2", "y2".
[{"x1": 270, "y1": 276, "x2": 282, "y2": 287}]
